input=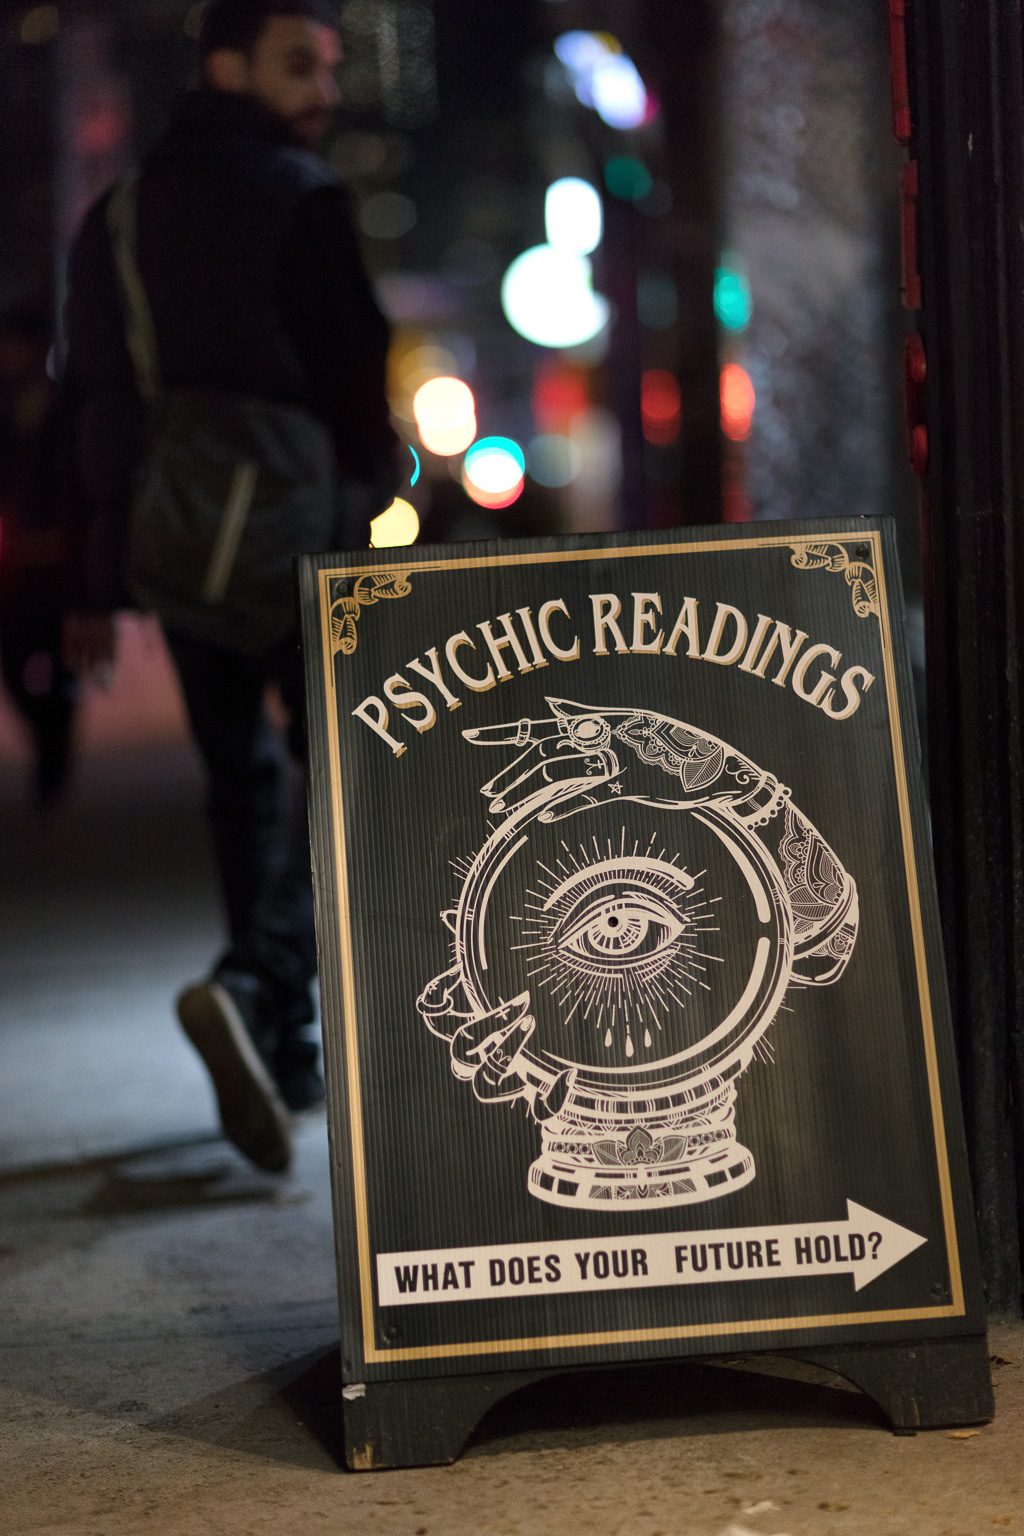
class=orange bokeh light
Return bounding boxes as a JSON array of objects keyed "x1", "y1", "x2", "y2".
[
  {"x1": 720, "y1": 363, "x2": 755, "y2": 441},
  {"x1": 412, "y1": 376, "x2": 477, "y2": 456}
]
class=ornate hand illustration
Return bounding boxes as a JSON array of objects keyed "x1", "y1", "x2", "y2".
[
  {"x1": 463, "y1": 700, "x2": 856, "y2": 987},
  {"x1": 418, "y1": 974, "x2": 534, "y2": 1102},
  {"x1": 418, "y1": 969, "x2": 573, "y2": 1116}
]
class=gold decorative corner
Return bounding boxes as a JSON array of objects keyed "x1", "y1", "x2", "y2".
[
  {"x1": 789, "y1": 542, "x2": 880, "y2": 620},
  {"x1": 329, "y1": 570, "x2": 413, "y2": 657}
]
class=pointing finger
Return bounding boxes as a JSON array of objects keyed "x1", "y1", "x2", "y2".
[{"x1": 462, "y1": 716, "x2": 563, "y2": 748}]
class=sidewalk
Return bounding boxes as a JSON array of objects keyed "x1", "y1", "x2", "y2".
[{"x1": 1, "y1": 732, "x2": 1019, "y2": 1536}]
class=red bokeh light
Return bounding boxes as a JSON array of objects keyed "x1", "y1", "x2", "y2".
[
  {"x1": 532, "y1": 361, "x2": 590, "y2": 434},
  {"x1": 641, "y1": 369, "x2": 681, "y2": 445}
]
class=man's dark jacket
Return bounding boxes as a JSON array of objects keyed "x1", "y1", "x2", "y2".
[{"x1": 64, "y1": 89, "x2": 396, "y2": 610}]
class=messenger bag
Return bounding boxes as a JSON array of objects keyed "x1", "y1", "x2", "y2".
[{"x1": 106, "y1": 174, "x2": 338, "y2": 656}]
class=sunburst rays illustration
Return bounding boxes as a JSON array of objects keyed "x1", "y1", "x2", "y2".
[{"x1": 507, "y1": 829, "x2": 722, "y2": 1057}]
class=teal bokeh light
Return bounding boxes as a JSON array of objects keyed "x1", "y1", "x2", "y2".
[
  {"x1": 714, "y1": 266, "x2": 752, "y2": 331},
  {"x1": 603, "y1": 157, "x2": 653, "y2": 202}
]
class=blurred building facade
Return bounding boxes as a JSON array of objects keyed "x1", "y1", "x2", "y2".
[
  {"x1": 0, "y1": 0, "x2": 913, "y2": 549},
  {"x1": 723, "y1": 0, "x2": 915, "y2": 560}
]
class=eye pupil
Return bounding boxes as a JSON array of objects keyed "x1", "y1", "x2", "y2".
[{"x1": 608, "y1": 917, "x2": 619, "y2": 929}]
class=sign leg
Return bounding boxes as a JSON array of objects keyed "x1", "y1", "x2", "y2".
[
  {"x1": 785, "y1": 1334, "x2": 994, "y2": 1432},
  {"x1": 342, "y1": 1370, "x2": 550, "y2": 1470}
]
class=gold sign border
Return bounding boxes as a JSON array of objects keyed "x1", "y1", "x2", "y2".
[{"x1": 315, "y1": 530, "x2": 964, "y2": 1366}]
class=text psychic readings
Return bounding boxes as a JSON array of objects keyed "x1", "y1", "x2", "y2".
[{"x1": 352, "y1": 590, "x2": 878, "y2": 757}]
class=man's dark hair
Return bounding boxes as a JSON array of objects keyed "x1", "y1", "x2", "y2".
[{"x1": 199, "y1": 0, "x2": 338, "y2": 58}]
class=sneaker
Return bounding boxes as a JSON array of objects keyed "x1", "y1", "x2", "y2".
[{"x1": 177, "y1": 980, "x2": 293, "y2": 1173}]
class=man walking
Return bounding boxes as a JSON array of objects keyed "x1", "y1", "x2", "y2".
[{"x1": 63, "y1": 0, "x2": 398, "y2": 1172}]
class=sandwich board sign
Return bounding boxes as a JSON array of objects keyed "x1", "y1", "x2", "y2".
[{"x1": 298, "y1": 518, "x2": 991, "y2": 1470}]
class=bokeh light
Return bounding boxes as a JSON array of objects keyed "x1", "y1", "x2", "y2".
[
  {"x1": 463, "y1": 438, "x2": 525, "y2": 509},
  {"x1": 590, "y1": 54, "x2": 648, "y2": 129},
  {"x1": 714, "y1": 265, "x2": 753, "y2": 331},
  {"x1": 553, "y1": 32, "x2": 651, "y2": 129},
  {"x1": 532, "y1": 360, "x2": 590, "y2": 433},
  {"x1": 554, "y1": 31, "x2": 612, "y2": 103},
  {"x1": 501, "y1": 246, "x2": 610, "y2": 349},
  {"x1": 370, "y1": 498, "x2": 420, "y2": 548},
  {"x1": 412, "y1": 376, "x2": 477, "y2": 455},
  {"x1": 545, "y1": 178, "x2": 602, "y2": 256},
  {"x1": 604, "y1": 157, "x2": 653, "y2": 202},
  {"x1": 641, "y1": 370, "x2": 682, "y2": 445},
  {"x1": 464, "y1": 437, "x2": 525, "y2": 492},
  {"x1": 721, "y1": 364, "x2": 756, "y2": 441},
  {"x1": 528, "y1": 434, "x2": 582, "y2": 487},
  {"x1": 463, "y1": 480, "x2": 525, "y2": 510}
]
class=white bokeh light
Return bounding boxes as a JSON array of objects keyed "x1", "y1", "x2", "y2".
[
  {"x1": 501, "y1": 246, "x2": 610, "y2": 349},
  {"x1": 553, "y1": 32, "x2": 649, "y2": 129},
  {"x1": 464, "y1": 439, "x2": 525, "y2": 495},
  {"x1": 553, "y1": 31, "x2": 606, "y2": 106},
  {"x1": 545, "y1": 178, "x2": 602, "y2": 256},
  {"x1": 591, "y1": 55, "x2": 648, "y2": 129}
]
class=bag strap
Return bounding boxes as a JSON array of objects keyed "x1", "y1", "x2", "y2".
[{"x1": 106, "y1": 174, "x2": 162, "y2": 402}]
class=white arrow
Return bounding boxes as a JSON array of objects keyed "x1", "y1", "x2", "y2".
[
  {"x1": 375, "y1": 1200, "x2": 927, "y2": 1307},
  {"x1": 670, "y1": 1201, "x2": 927, "y2": 1293},
  {"x1": 845, "y1": 1201, "x2": 928, "y2": 1290}
]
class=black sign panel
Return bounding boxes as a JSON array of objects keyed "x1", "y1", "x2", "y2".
[{"x1": 298, "y1": 519, "x2": 985, "y2": 1385}]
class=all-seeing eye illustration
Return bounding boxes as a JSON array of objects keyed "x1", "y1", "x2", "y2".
[{"x1": 417, "y1": 699, "x2": 859, "y2": 1209}]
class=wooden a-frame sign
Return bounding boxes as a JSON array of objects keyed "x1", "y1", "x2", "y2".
[{"x1": 298, "y1": 518, "x2": 992, "y2": 1470}]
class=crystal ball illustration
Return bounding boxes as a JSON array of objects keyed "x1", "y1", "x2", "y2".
[
  {"x1": 458, "y1": 798, "x2": 788, "y2": 1081},
  {"x1": 418, "y1": 699, "x2": 857, "y2": 1209}
]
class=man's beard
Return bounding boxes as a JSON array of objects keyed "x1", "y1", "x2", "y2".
[{"x1": 285, "y1": 107, "x2": 333, "y2": 147}]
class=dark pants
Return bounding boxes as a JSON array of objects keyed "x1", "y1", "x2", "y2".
[
  {"x1": 165, "y1": 628, "x2": 316, "y2": 1036},
  {"x1": 0, "y1": 576, "x2": 78, "y2": 800}
]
